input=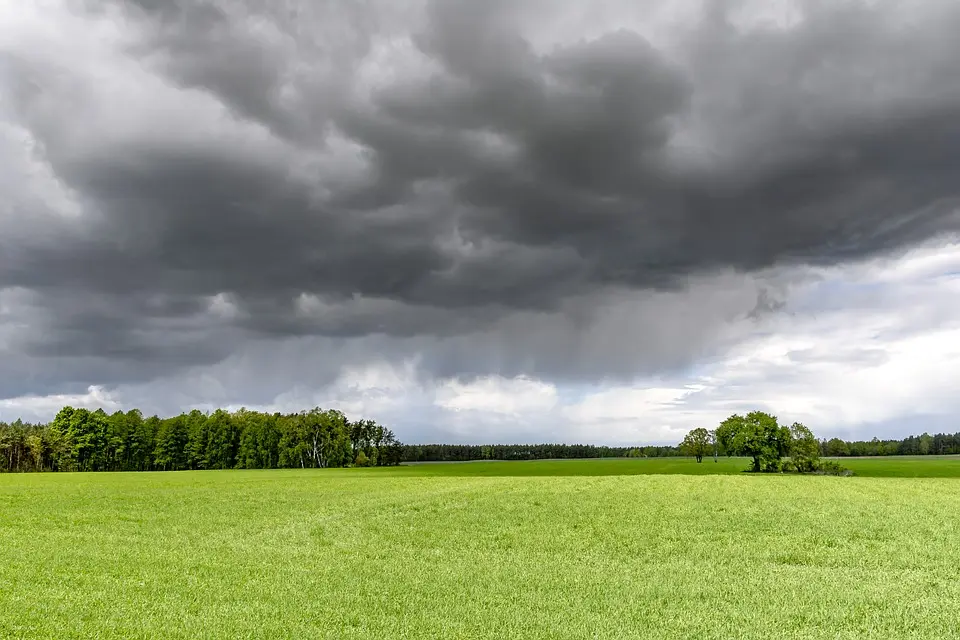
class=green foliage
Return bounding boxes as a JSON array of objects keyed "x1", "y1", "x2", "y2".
[
  {"x1": 822, "y1": 437, "x2": 850, "y2": 457},
  {"x1": 789, "y1": 422, "x2": 821, "y2": 473},
  {"x1": 354, "y1": 450, "x2": 370, "y2": 467},
  {"x1": 47, "y1": 407, "x2": 110, "y2": 472},
  {"x1": 1, "y1": 406, "x2": 400, "y2": 473},
  {"x1": 816, "y1": 460, "x2": 853, "y2": 476},
  {"x1": 716, "y1": 411, "x2": 792, "y2": 472},
  {"x1": 237, "y1": 411, "x2": 281, "y2": 469},
  {"x1": 153, "y1": 416, "x2": 189, "y2": 471},
  {"x1": 680, "y1": 427, "x2": 713, "y2": 463}
]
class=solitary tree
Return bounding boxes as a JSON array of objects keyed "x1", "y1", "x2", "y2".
[
  {"x1": 715, "y1": 411, "x2": 792, "y2": 472},
  {"x1": 680, "y1": 427, "x2": 713, "y2": 463}
]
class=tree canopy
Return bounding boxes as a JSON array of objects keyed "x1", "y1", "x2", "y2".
[
  {"x1": 788, "y1": 422, "x2": 820, "y2": 473},
  {"x1": 0, "y1": 406, "x2": 401, "y2": 473},
  {"x1": 715, "y1": 411, "x2": 793, "y2": 473},
  {"x1": 680, "y1": 428, "x2": 713, "y2": 463}
]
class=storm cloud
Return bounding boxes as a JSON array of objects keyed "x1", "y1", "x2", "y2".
[{"x1": 2, "y1": 0, "x2": 960, "y2": 433}]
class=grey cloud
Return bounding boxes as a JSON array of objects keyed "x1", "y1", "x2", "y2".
[
  {"x1": 747, "y1": 288, "x2": 787, "y2": 319},
  {"x1": 114, "y1": 0, "x2": 399, "y2": 143},
  {"x1": 0, "y1": 287, "x2": 243, "y2": 398},
  {"x1": 2, "y1": 0, "x2": 960, "y2": 401},
  {"x1": 787, "y1": 346, "x2": 890, "y2": 368}
]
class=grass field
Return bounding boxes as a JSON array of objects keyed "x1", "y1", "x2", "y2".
[
  {"x1": 3, "y1": 459, "x2": 960, "y2": 639},
  {"x1": 381, "y1": 455, "x2": 960, "y2": 478}
]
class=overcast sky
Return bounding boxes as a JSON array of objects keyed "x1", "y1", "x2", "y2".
[{"x1": 2, "y1": 0, "x2": 960, "y2": 444}]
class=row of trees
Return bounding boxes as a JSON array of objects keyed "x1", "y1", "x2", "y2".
[
  {"x1": 680, "y1": 411, "x2": 837, "y2": 473},
  {"x1": 399, "y1": 443, "x2": 678, "y2": 462},
  {"x1": 0, "y1": 406, "x2": 402, "y2": 473},
  {"x1": 3, "y1": 405, "x2": 957, "y2": 472},
  {"x1": 821, "y1": 432, "x2": 959, "y2": 457}
]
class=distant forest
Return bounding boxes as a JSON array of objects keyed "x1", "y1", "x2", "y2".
[
  {"x1": 400, "y1": 443, "x2": 676, "y2": 461},
  {"x1": 1, "y1": 405, "x2": 958, "y2": 472}
]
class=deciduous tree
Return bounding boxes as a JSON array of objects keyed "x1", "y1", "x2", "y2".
[
  {"x1": 716, "y1": 411, "x2": 792, "y2": 472},
  {"x1": 680, "y1": 427, "x2": 712, "y2": 463}
]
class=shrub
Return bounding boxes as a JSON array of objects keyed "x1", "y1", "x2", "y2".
[
  {"x1": 354, "y1": 450, "x2": 370, "y2": 467},
  {"x1": 815, "y1": 460, "x2": 853, "y2": 476}
]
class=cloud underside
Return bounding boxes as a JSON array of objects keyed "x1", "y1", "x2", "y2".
[{"x1": 2, "y1": 0, "x2": 960, "y2": 437}]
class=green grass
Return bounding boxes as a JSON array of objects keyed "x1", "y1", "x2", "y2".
[
  {"x1": 2, "y1": 461, "x2": 960, "y2": 639},
  {"x1": 837, "y1": 455, "x2": 960, "y2": 477},
  {"x1": 385, "y1": 456, "x2": 752, "y2": 476},
  {"x1": 368, "y1": 455, "x2": 960, "y2": 478}
]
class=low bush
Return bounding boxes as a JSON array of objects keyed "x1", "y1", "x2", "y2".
[{"x1": 815, "y1": 459, "x2": 854, "y2": 476}]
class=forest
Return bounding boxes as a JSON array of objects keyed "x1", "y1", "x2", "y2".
[{"x1": 0, "y1": 406, "x2": 402, "y2": 473}]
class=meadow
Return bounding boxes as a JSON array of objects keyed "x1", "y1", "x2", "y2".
[
  {"x1": 2, "y1": 458, "x2": 960, "y2": 639},
  {"x1": 371, "y1": 454, "x2": 960, "y2": 477}
]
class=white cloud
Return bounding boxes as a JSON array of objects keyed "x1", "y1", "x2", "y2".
[
  {"x1": 0, "y1": 386, "x2": 120, "y2": 423},
  {"x1": 586, "y1": 241, "x2": 960, "y2": 439},
  {"x1": 435, "y1": 376, "x2": 558, "y2": 415},
  {"x1": 206, "y1": 293, "x2": 242, "y2": 320},
  {"x1": 208, "y1": 358, "x2": 428, "y2": 420}
]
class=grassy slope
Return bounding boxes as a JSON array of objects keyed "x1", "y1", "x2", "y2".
[{"x1": 2, "y1": 466, "x2": 960, "y2": 639}]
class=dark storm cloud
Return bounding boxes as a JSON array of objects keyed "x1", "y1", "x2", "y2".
[
  {"x1": 3, "y1": 0, "x2": 960, "y2": 396},
  {"x1": 0, "y1": 286, "x2": 243, "y2": 397}
]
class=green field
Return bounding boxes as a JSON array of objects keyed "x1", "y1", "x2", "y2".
[
  {"x1": 3, "y1": 459, "x2": 960, "y2": 639},
  {"x1": 380, "y1": 455, "x2": 960, "y2": 478}
]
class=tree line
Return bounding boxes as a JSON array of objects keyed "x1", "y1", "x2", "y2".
[
  {"x1": 0, "y1": 406, "x2": 402, "y2": 473},
  {"x1": 400, "y1": 443, "x2": 679, "y2": 462},
  {"x1": 2, "y1": 405, "x2": 958, "y2": 473},
  {"x1": 821, "y1": 432, "x2": 960, "y2": 457}
]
